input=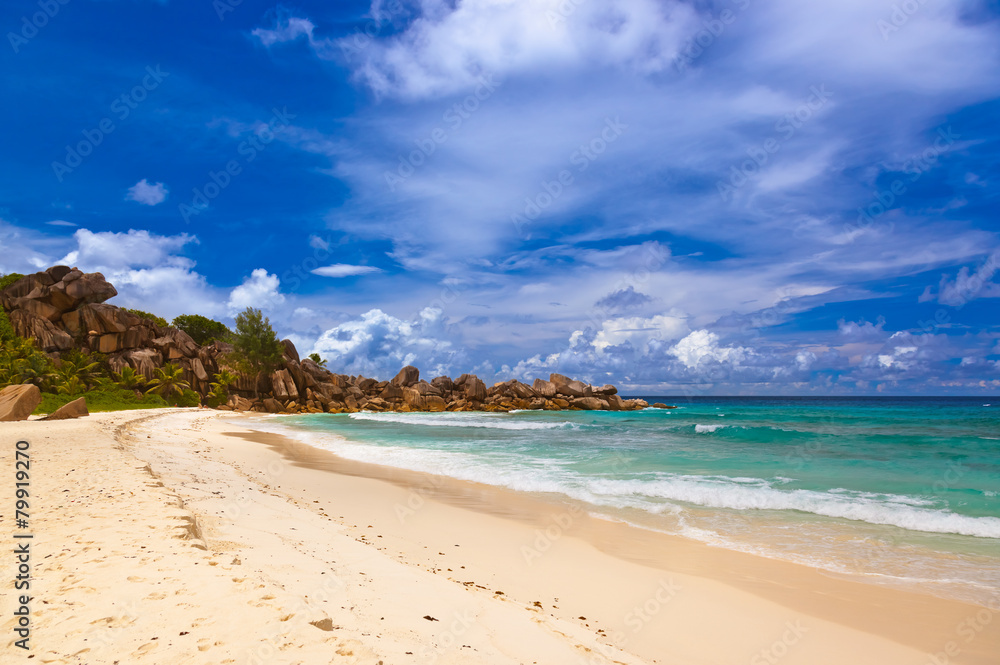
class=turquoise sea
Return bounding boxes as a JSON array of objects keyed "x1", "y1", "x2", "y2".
[{"x1": 249, "y1": 397, "x2": 1000, "y2": 605}]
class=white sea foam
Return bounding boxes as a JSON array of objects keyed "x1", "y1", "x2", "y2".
[
  {"x1": 250, "y1": 419, "x2": 1000, "y2": 540},
  {"x1": 348, "y1": 411, "x2": 576, "y2": 430},
  {"x1": 695, "y1": 424, "x2": 725, "y2": 433}
]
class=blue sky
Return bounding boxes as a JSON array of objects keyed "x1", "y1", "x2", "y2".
[{"x1": 1, "y1": 0, "x2": 998, "y2": 394}]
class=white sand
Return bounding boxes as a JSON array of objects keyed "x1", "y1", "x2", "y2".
[{"x1": 1, "y1": 409, "x2": 996, "y2": 664}]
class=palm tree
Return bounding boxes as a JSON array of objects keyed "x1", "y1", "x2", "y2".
[
  {"x1": 56, "y1": 351, "x2": 101, "y2": 390},
  {"x1": 55, "y1": 375, "x2": 87, "y2": 395},
  {"x1": 115, "y1": 365, "x2": 147, "y2": 392},
  {"x1": 308, "y1": 353, "x2": 328, "y2": 367},
  {"x1": 145, "y1": 363, "x2": 191, "y2": 400}
]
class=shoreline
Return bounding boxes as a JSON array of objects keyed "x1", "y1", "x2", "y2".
[
  {"x1": 228, "y1": 415, "x2": 999, "y2": 663},
  {"x1": 2, "y1": 408, "x2": 997, "y2": 664}
]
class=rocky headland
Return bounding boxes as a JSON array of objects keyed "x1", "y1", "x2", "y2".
[{"x1": 1, "y1": 267, "x2": 653, "y2": 415}]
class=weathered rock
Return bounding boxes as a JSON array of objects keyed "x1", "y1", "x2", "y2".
[
  {"x1": 414, "y1": 381, "x2": 442, "y2": 396},
  {"x1": 464, "y1": 375, "x2": 487, "y2": 402},
  {"x1": 0, "y1": 384, "x2": 42, "y2": 422},
  {"x1": 8, "y1": 310, "x2": 74, "y2": 351},
  {"x1": 595, "y1": 384, "x2": 618, "y2": 395},
  {"x1": 46, "y1": 265, "x2": 72, "y2": 282},
  {"x1": 391, "y1": 365, "x2": 420, "y2": 387},
  {"x1": 191, "y1": 357, "x2": 210, "y2": 382},
  {"x1": 271, "y1": 369, "x2": 299, "y2": 400},
  {"x1": 263, "y1": 398, "x2": 284, "y2": 413},
  {"x1": 357, "y1": 377, "x2": 378, "y2": 393},
  {"x1": 571, "y1": 396, "x2": 607, "y2": 410},
  {"x1": 43, "y1": 396, "x2": 88, "y2": 420},
  {"x1": 532, "y1": 378, "x2": 557, "y2": 398},
  {"x1": 606, "y1": 394, "x2": 626, "y2": 411},
  {"x1": 652, "y1": 403, "x2": 676, "y2": 409},
  {"x1": 63, "y1": 272, "x2": 117, "y2": 306},
  {"x1": 552, "y1": 398, "x2": 570, "y2": 409},
  {"x1": 431, "y1": 376, "x2": 454, "y2": 391},
  {"x1": 550, "y1": 373, "x2": 588, "y2": 397},
  {"x1": 380, "y1": 383, "x2": 404, "y2": 401},
  {"x1": 16, "y1": 298, "x2": 62, "y2": 323},
  {"x1": 280, "y1": 338, "x2": 300, "y2": 362},
  {"x1": 125, "y1": 348, "x2": 162, "y2": 380},
  {"x1": 507, "y1": 380, "x2": 536, "y2": 399}
]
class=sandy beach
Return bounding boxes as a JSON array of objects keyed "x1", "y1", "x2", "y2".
[{"x1": 2, "y1": 408, "x2": 997, "y2": 665}]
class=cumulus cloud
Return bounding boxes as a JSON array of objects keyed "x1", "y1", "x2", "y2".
[
  {"x1": 670, "y1": 330, "x2": 748, "y2": 369},
  {"x1": 837, "y1": 317, "x2": 888, "y2": 343},
  {"x1": 125, "y1": 179, "x2": 169, "y2": 206},
  {"x1": 61, "y1": 229, "x2": 196, "y2": 270},
  {"x1": 335, "y1": 0, "x2": 698, "y2": 98},
  {"x1": 312, "y1": 307, "x2": 467, "y2": 379},
  {"x1": 311, "y1": 264, "x2": 383, "y2": 278},
  {"x1": 227, "y1": 269, "x2": 286, "y2": 313}
]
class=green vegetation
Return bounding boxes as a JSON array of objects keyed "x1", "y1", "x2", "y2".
[
  {"x1": 230, "y1": 307, "x2": 283, "y2": 398},
  {"x1": 0, "y1": 337, "x2": 56, "y2": 389},
  {"x1": 0, "y1": 273, "x2": 24, "y2": 343},
  {"x1": 308, "y1": 352, "x2": 327, "y2": 367},
  {"x1": 145, "y1": 363, "x2": 192, "y2": 400},
  {"x1": 172, "y1": 313, "x2": 232, "y2": 345},
  {"x1": 0, "y1": 272, "x2": 25, "y2": 291},
  {"x1": 1, "y1": 276, "x2": 204, "y2": 412},
  {"x1": 115, "y1": 365, "x2": 147, "y2": 391},
  {"x1": 205, "y1": 369, "x2": 236, "y2": 408},
  {"x1": 33, "y1": 386, "x2": 168, "y2": 415},
  {"x1": 126, "y1": 308, "x2": 168, "y2": 328}
]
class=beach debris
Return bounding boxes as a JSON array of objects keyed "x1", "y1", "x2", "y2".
[{"x1": 423, "y1": 615, "x2": 439, "y2": 621}]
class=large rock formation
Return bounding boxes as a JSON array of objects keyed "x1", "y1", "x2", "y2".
[
  {"x1": 0, "y1": 384, "x2": 42, "y2": 422},
  {"x1": 2, "y1": 267, "x2": 657, "y2": 416}
]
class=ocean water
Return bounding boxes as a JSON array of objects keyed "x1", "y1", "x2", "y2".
[{"x1": 248, "y1": 396, "x2": 1000, "y2": 605}]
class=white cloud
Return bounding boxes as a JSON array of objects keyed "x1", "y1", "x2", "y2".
[
  {"x1": 924, "y1": 253, "x2": 1000, "y2": 307},
  {"x1": 311, "y1": 264, "x2": 383, "y2": 278},
  {"x1": 227, "y1": 269, "x2": 286, "y2": 314},
  {"x1": 592, "y1": 314, "x2": 687, "y2": 353},
  {"x1": 670, "y1": 330, "x2": 748, "y2": 369},
  {"x1": 46, "y1": 219, "x2": 77, "y2": 227},
  {"x1": 311, "y1": 307, "x2": 466, "y2": 379},
  {"x1": 252, "y1": 15, "x2": 315, "y2": 47},
  {"x1": 62, "y1": 228, "x2": 196, "y2": 270},
  {"x1": 125, "y1": 179, "x2": 169, "y2": 206},
  {"x1": 342, "y1": 0, "x2": 698, "y2": 99}
]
